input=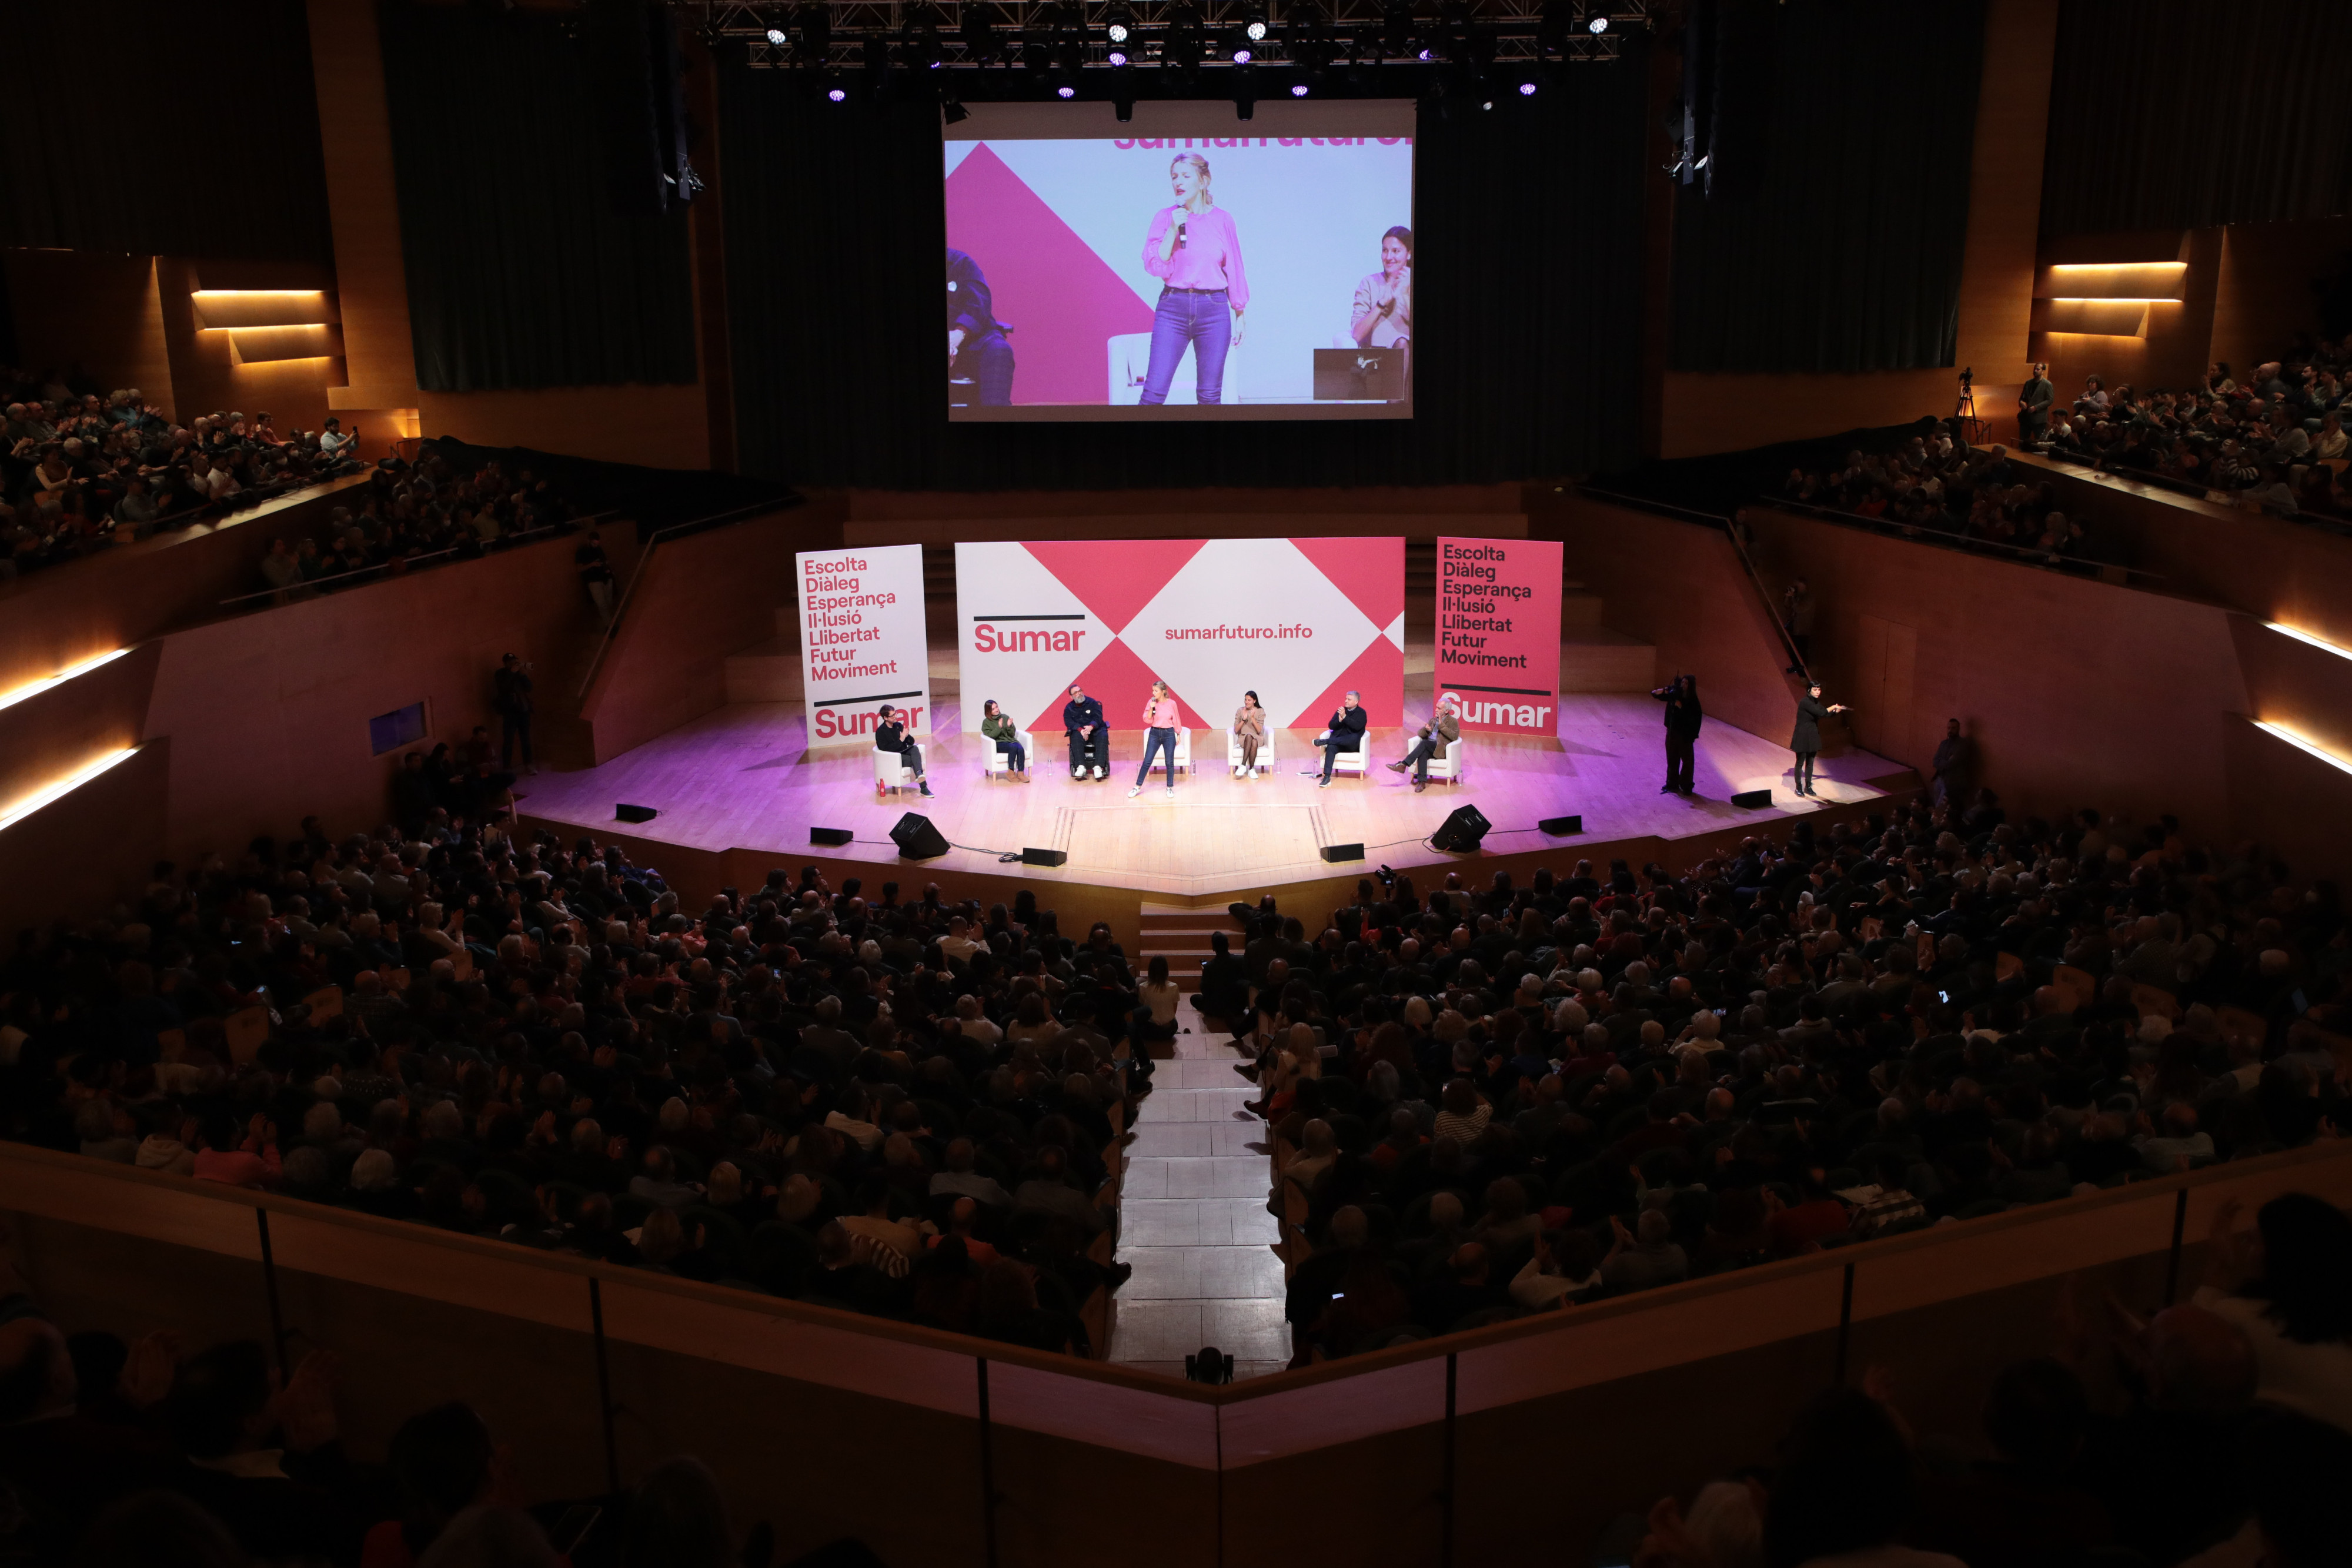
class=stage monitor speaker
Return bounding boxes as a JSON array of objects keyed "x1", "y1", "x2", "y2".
[
  {"x1": 1732, "y1": 788, "x2": 1772, "y2": 809},
  {"x1": 1539, "y1": 814, "x2": 1583, "y2": 836},
  {"x1": 1320, "y1": 843, "x2": 1365, "y2": 864},
  {"x1": 809, "y1": 827, "x2": 854, "y2": 847},
  {"x1": 890, "y1": 813, "x2": 951, "y2": 860},
  {"x1": 1020, "y1": 847, "x2": 1068, "y2": 867},
  {"x1": 615, "y1": 803, "x2": 658, "y2": 824},
  {"x1": 1431, "y1": 804, "x2": 1491, "y2": 853}
]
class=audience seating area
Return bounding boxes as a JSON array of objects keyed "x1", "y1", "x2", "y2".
[
  {"x1": 2034, "y1": 340, "x2": 2352, "y2": 524},
  {"x1": 2, "y1": 360, "x2": 366, "y2": 578},
  {"x1": 240, "y1": 441, "x2": 593, "y2": 603}
]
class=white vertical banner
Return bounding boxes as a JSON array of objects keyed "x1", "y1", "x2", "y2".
[{"x1": 796, "y1": 543, "x2": 932, "y2": 747}]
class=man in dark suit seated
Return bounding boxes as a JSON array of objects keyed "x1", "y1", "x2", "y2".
[
  {"x1": 1062, "y1": 683, "x2": 1109, "y2": 780},
  {"x1": 1304, "y1": 691, "x2": 1369, "y2": 788}
]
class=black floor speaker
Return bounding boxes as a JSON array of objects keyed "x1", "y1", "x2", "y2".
[
  {"x1": 890, "y1": 813, "x2": 951, "y2": 859},
  {"x1": 1731, "y1": 788, "x2": 1772, "y2": 808},
  {"x1": 1539, "y1": 814, "x2": 1583, "y2": 835},
  {"x1": 1320, "y1": 843, "x2": 1365, "y2": 863},
  {"x1": 1431, "y1": 804, "x2": 1491, "y2": 852},
  {"x1": 1020, "y1": 847, "x2": 1068, "y2": 867},
  {"x1": 615, "y1": 803, "x2": 658, "y2": 824},
  {"x1": 809, "y1": 827, "x2": 854, "y2": 847}
]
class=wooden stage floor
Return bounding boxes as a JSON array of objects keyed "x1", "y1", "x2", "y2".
[{"x1": 516, "y1": 691, "x2": 1914, "y2": 900}]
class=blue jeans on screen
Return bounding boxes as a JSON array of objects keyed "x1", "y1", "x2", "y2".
[
  {"x1": 1139, "y1": 290, "x2": 1231, "y2": 405},
  {"x1": 1135, "y1": 726, "x2": 1179, "y2": 786}
]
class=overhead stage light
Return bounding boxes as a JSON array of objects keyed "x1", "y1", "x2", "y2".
[
  {"x1": 765, "y1": 26, "x2": 787, "y2": 46},
  {"x1": 1105, "y1": 8, "x2": 1133, "y2": 45},
  {"x1": 1518, "y1": 79, "x2": 1537, "y2": 95},
  {"x1": 1291, "y1": 82, "x2": 1309, "y2": 96},
  {"x1": 1588, "y1": 12, "x2": 1609, "y2": 33},
  {"x1": 1057, "y1": 83, "x2": 1075, "y2": 97},
  {"x1": 1244, "y1": 8, "x2": 1269, "y2": 42}
]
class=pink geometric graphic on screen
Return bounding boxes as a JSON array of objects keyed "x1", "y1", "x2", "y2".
[
  {"x1": 1023, "y1": 539, "x2": 1207, "y2": 633},
  {"x1": 946, "y1": 145, "x2": 1155, "y2": 406},
  {"x1": 1049, "y1": 636, "x2": 1168, "y2": 735},
  {"x1": 1300, "y1": 636, "x2": 1405, "y2": 738},
  {"x1": 1291, "y1": 536, "x2": 1406, "y2": 631}
]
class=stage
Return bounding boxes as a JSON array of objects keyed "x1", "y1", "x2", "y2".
[{"x1": 516, "y1": 678, "x2": 1917, "y2": 901}]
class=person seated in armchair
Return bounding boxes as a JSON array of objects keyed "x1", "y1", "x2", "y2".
[
  {"x1": 1305, "y1": 691, "x2": 1368, "y2": 788},
  {"x1": 1389, "y1": 691, "x2": 1461, "y2": 793},
  {"x1": 1063, "y1": 683, "x2": 1109, "y2": 780},
  {"x1": 874, "y1": 704, "x2": 931, "y2": 797}
]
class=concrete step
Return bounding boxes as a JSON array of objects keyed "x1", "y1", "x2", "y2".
[
  {"x1": 1560, "y1": 591, "x2": 1606, "y2": 634},
  {"x1": 1558, "y1": 630, "x2": 1657, "y2": 693}
]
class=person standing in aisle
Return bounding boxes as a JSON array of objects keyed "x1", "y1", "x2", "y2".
[
  {"x1": 493, "y1": 653, "x2": 536, "y2": 775},
  {"x1": 1651, "y1": 674, "x2": 1702, "y2": 795},
  {"x1": 1131, "y1": 681, "x2": 1181, "y2": 799},
  {"x1": 1789, "y1": 683, "x2": 1849, "y2": 798}
]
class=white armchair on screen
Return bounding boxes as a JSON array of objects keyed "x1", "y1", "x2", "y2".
[
  {"x1": 1143, "y1": 727, "x2": 1192, "y2": 778},
  {"x1": 1226, "y1": 725, "x2": 1275, "y2": 775},
  {"x1": 979, "y1": 726, "x2": 1036, "y2": 780},
  {"x1": 873, "y1": 747, "x2": 916, "y2": 795},
  {"x1": 1108, "y1": 335, "x2": 1243, "y2": 406}
]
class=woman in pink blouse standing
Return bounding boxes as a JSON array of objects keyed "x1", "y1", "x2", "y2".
[
  {"x1": 1131, "y1": 681, "x2": 1183, "y2": 798},
  {"x1": 1139, "y1": 153, "x2": 1248, "y2": 405}
]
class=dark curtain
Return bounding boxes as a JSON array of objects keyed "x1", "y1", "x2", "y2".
[
  {"x1": 0, "y1": 0, "x2": 332, "y2": 263},
  {"x1": 2042, "y1": 0, "x2": 2352, "y2": 236},
  {"x1": 719, "y1": 63, "x2": 1651, "y2": 489},
  {"x1": 377, "y1": 1, "x2": 698, "y2": 393},
  {"x1": 1670, "y1": 0, "x2": 1986, "y2": 374}
]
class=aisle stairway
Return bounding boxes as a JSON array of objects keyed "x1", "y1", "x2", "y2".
[{"x1": 1105, "y1": 902, "x2": 1291, "y2": 1375}]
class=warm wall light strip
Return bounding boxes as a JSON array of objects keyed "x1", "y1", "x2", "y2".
[
  {"x1": 2047, "y1": 296, "x2": 2182, "y2": 303},
  {"x1": 0, "y1": 648, "x2": 131, "y2": 716},
  {"x1": 2266, "y1": 621, "x2": 2352, "y2": 662},
  {"x1": 0, "y1": 747, "x2": 141, "y2": 835},
  {"x1": 2251, "y1": 720, "x2": 2352, "y2": 779},
  {"x1": 191, "y1": 289, "x2": 326, "y2": 298},
  {"x1": 2049, "y1": 261, "x2": 2186, "y2": 270}
]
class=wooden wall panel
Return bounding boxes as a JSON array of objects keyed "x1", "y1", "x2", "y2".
[
  {"x1": 305, "y1": 0, "x2": 416, "y2": 405},
  {"x1": 1530, "y1": 493, "x2": 1797, "y2": 744},
  {"x1": 416, "y1": 382, "x2": 713, "y2": 473},
  {"x1": 0, "y1": 249, "x2": 176, "y2": 420},
  {"x1": 143, "y1": 532, "x2": 603, "y2": 860},
  {"x1": 579, "y1": 506, "x2": 844, "y2": 764},
  {"x1": 1738, "y1": 504, "x2": 2249, "y2": 830},
  {"x1": 1658, "y1": 0, "x2": 2056, "y2": 457},
  {"x1": 2210, "y1": 215, "x2": 2352, "y2": 379},
  {"x1": 153, "y1": 255, "x2": 336, "y2": 439}
]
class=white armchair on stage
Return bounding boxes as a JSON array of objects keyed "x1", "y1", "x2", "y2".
[
  {"x1": 1143, "y1": 727, "x2": 1192, "y2": 778},
  {"x1": 980, "y1": 727, "x2": 1035, "y2": 780},
  {"x1": 1227, "y1": 726, "x2": 1275, "y2": 775},
  {"x1": 1316, "y1": 731, "x2": 1369, "y2": 779},
  {"x1": 1424, "y1": 738, "x2": 1465, "y2": 785},
  {"x1": 873, "y1": 747, "x2": 917, "y2": 794}
]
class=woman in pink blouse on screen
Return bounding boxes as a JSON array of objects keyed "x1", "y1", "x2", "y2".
[{"x1": 1139, "y1": 153, "x2": 1249, "y2": 405}]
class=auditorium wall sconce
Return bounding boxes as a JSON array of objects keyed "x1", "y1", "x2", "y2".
[
  {"x1": 2034, "y1": 261, "x2": 2186, "y2": 338},
  {"x1": 2264, "y1": 621, "x2": 2352, "y2": 664},
  {"x1": 0, "y1": 648, "x2": 131, "y2": 716},
  {"x1": 2251, "y1": 719, "x2": 2352, "y2": 780},
  {"x1": 191, "y1": 287, "x2": 343, "y2": 365},
  {"x1": 0, "y1": 747, "x2": 142, "y2": 835}
]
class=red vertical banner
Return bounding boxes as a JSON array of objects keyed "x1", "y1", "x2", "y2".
[{"x1": 1434, "y1": 537, "x2": 1563, "y2": 735}]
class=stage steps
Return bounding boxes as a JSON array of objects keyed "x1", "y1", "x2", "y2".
[
  {"x1": 1138, "y1": 902, "x2": 1248, "y2": 994},
  {"x1": 723, "y1": 636, "x2": 803, "y2": 704}
]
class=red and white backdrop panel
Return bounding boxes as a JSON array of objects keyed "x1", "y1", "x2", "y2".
[{"x1": 955, "y1": 538, "x2": 1405, "y2": 735}]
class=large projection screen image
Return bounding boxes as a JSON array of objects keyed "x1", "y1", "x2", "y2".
[{"x1": 946, "y1": 101, "x2": 1416, "y2": 422}]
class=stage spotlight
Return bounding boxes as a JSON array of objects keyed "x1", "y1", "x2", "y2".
[
  {"x1": 1517, "y1": 78, "x2": 1537, "y2": 95},
  {"x1": 1057, "y1": 83, "x2": 1075, "y2": 97},
  {"x1": 825, "y1": 81, "x2": 848, "y2": 102},
  {"x1": 1588, "y1": 11, "x2": 1610, "y2": 34},
  {"x1": 1105, "y1": 6, "x2": 1132, "y2": 45},
  {"x1": 1229, "y1": 28, "x2": 1254, "y2": 63},
  {"x1": 1244, "y1": 8, "x2": 1268, "y2": 42},
  {"x1": 764, "y1": 25, "x2": 787, "y2": 46},
  {"x1": 1108, "y1": 46, "x2": 1128, "y2": 65},
  {"x1": 1291, "y1": 82, "x2": 1309, "y2": 96}
]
